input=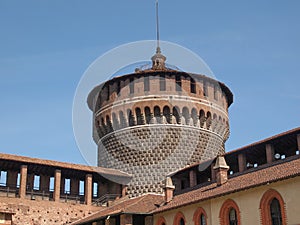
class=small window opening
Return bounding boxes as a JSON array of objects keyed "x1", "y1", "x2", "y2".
[
  {"x1": 144, "y1": 76, "x2": 150, "y2": 92},
  {"x1": 49, "y1": 177, "x2": 54, "y2": 192},
  {"x1": 179, "y1": 218, "x2": 185, "y2": 225},
  {"x1": 191, "y1": 78, "x2": 196, "y2": 93},
  {"x1": 160, "y1": 75, "x2": 166, "y2": 91},
  {"x1": 214, "y1": 84, "x2": 218, "y2": 100},
  {"x1": 129, "y1": 77, "x2": 134, "y2": 94},
  {"x1": 229, "y1": 208, "x2": 238, "y2": 225},
  {"x1": 200, "y1": 214, "x2": 206, "y2": 225},
  {"x1": 64, "y1": 178, "x2": 70, "y2": 194},
  {"x1": 117, "y1": 81, "x2": 121, "y2": 96},
  {"x1": 93, "y1": 182, "x2": 98, "y2": 198},
  {"x1": 33, "y1": 175, "x2": 40, "y2": 191},
  {"x1": 270, "y1": 198, "x2": 283, "y2": 225},
  {"x1": 79, "y1": 181, "x2": 84, "y2": 196},
  {"x1": 176, "y1": 76, "x2": 182, "y2": 91}
]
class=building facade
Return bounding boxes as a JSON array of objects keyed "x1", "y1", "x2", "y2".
[
  {"x1": 0, "y1": 44, "x2": 299, "y2": 225},
  {"x1": 87, "y1": 49, "x2": 233, "y2": 197}
]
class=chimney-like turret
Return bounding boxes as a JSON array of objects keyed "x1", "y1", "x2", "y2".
[
  {"x1": 213, "y1": 155, "x2": 229, "y2": 186},
  {"x1": 164, "y1": 177, "x2": 175, "y2": 203}
]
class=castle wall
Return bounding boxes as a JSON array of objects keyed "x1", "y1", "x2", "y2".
[
  {"x1": 0, "y1": 196, "x2": 100, "y2": 225},
  {"x1": 98, "y1": 125, "x2": 224, "y2": 197}
]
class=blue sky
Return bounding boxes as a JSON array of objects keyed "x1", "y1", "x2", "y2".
[{"x1": 0, "y1": 1, "x2": 299, "y2": 165}]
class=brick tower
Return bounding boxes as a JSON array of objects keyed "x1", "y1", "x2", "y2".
[{"x1": 87, "y1": 47, "x2": 233, "y2": 197}]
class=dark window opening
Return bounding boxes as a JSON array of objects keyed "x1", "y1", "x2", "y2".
[
  {"x1": 144, "y1": 76, "x2": 150, "y2": 92},
  {"x1": 129, "y1": 78, "x2": 134, "y2": 94},
  {"x1": 270, "y1": 198, "x2": 282, "y2": 225},
  {"x1": 176, "y1": 76, "x2": 182, "y2": 91},
  {"x1": 117, "y1": 81, "x2": 121, "y2": 96},
  {"x1": 191, "y1": 78, "x2": 196, "y2": 93},
  {"x1": 160, "y1": 75, "x2": 166, "y2": 91},
  {"x1": 135, "y1": 108, "x2": 143, "y2": 125},
  {"x1": 179, "y1": 218, "x2": 185, "y2": 225},
  {"x1": 144, "y1": 107, "x2": 151, "y2": 124},
  {"x1": 200, "y1": 214, "x2": 206, "y2": 225},
  {"x1": 133, "y1": 215, "x2": 145, "y2": 225},
  {"x1": 214, "y1": 84, "x2": 218, "y2": 100},
  {"x1": 229, "y1": 208, "x2": 238, "y2": 225}
]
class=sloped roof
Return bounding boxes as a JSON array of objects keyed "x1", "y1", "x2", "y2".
[
  {"x1": 153, "y1": 156, "x2": 300, "y2": 213},
  {"x1": 0, "y1": 152, "x2": 131, "y2": 179},
  {"x1": 72, "y1": 194, "x2": 164, "y2": 225}
]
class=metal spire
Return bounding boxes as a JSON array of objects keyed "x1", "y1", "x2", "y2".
[
  {"x1": 151, "y1": 0, "x2": 166, "y2": 70},
  {"x1": 156, "y1": 0, "x2": 160, "y2": 53}
]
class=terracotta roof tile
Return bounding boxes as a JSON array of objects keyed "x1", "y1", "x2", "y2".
[
  {"x1": 228, "y1": 126, "x2": 300, "y2": 155},
  {"x1": 72, "y1": 194, "x2": 164, "y2": 225},
  {"x1": 0, "y1": 152, "x2": 131, "y2": 178},
  {"x1": 153, "y1": 156, "x2": 300, "y2": 213}
]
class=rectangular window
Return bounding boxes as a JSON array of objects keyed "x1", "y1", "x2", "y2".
[
  {"x1": 159, "y1": 75, "x2": 166, "y2": 91},
  {"x1": 33, "y1": 175, "x2": 40, "y2": 190},
  {"x1": 117, "y1": 81, "x2": 121, "y2": 96},
  {"x1": 191, "y1": 78, "x2": 196, "y2": 94},
  {"x1": 64, "y1": 178, "x2": 70, "y2": 194},
  {"x1": 93, "y1": 182, "x2": 98, "y2": 198},
  {"x1": 0, "y1": 171, "x2": 7, "y2": 186},
  {"x1": 214, "y1": 84, "x2": 218, "y2": 100},
  {"x1": 129, "y1": 77, "x2": 134, "y2": 94},
  {"x1": 203, "y1": 81, "x2": 208, "y2": 97},
  {"x1": 176, "y1": 75, "x2": 182, "y2": 91},
  {"x1": 144, "y1": 76, "x2": 150, "y2": 92},
  {"x1": 49, "y1": 177, "x2": 54, "y2": 192}
]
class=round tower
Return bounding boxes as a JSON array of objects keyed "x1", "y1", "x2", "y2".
[{"x1": 87, "y1": 50, "x2": 233, "y2": 197}]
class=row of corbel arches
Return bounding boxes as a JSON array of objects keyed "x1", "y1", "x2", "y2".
[{"x1": 96, "y1": 105, "x2": 229, "y2": 138}]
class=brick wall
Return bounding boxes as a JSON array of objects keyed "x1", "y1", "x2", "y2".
[{"x1": 0, "y1": 196, "x2": 100, "y2": 225}]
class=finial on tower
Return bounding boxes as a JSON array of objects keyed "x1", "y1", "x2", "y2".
[{"x1": 152, "y1": 0, "x2": 166, "y2": 70}]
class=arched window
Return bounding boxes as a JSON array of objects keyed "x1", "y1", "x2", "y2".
[
  {"x1": 182, "y1": 107, "x2": 190, "y2": 125},
  {"x1": 260, "y1": 189, "x2": 287, "y2": 225},
  {"x1": 179, "y1": 218, "x2": 185, "y2": 225},
  {"x1": 173, "y1": 106, "x2": 180, "y2": 124},
  {"x1": 163, "y1": 106, "x2": 171, "y2": 124},
  {"x1": 119, "y1": 111, "x2": 126, "y2": 128},
  {"x1": 112, "y1": 113, "x2": 119, "y2": 130},
  {"x1": 191, "y1": 108, "x2": 198, "y2": 126},
  {"x1": 127, "y1": 109, "x2": 135, "y2": 126},
  {"x1": 199, "y1": 110, "x2": 205, "y2": 128},
  {"x1": 193, "y1": 207, "x2": 207, "y2": 225},
  {"x1": 144, "y1": 107, "x2": 151, "y2": 124},
  {"x1": 229, "y1": 208, "x2": 238, "y2": 225},
  {"x1": 206, "y1": 112, "x2": 212, "y2": 129},
  {"x1": 106, "y1": 115, "x2": 112, "y2": 133},
  {"x1": 200, "y1": 214, "x2": 206, "y2": 225},
  {"x1": 219, "y1": 199, "x2": 241, "y2": 225},
  {"x1": 173, "y1": 212, "x2": 186, "y2": 225},
  {"x1": 135, "y1": 107, "x2": 144, "y2": 125},
  {"x1": 270, "y1": 198, "x2": 282, "y2": 225},
  {"x1": 156, "y1": 217, "x2": 167, "y2": 225},
  {"x1": 154, "y1": 106, "x2": 161, "y2": 123}
]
